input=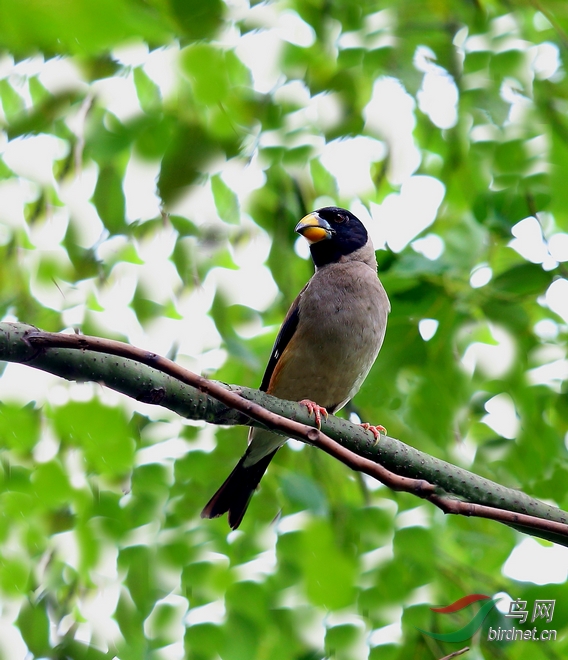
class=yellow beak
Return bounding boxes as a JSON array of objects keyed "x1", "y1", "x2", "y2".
[{"x1": 295, "y1": 212, "x2": 334, "y2": 244}]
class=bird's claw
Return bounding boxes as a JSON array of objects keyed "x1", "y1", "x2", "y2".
[
  {"x1": 360, "y1": 422, "x2": 387, "y2": 444},
  {"x1": 299, "y1": 399, "x2": 328, "y2": 429}
]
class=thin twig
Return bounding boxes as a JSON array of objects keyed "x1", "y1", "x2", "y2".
[{"x1": 439, "y1": 648, "x2": 469, "y2": 660}]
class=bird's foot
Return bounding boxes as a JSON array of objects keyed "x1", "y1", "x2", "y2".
[
  {"x1": 299, "y1": 399, "x2": 328, "y2": 429},
  {"x1": 360, "y1": 422, "x2": 387, "y2": 444}
]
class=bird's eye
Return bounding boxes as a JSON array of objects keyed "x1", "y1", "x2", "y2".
[{"x1": 335, "y1": 214, "x2": 346, "y2": 224}]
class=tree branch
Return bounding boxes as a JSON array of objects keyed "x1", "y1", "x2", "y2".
[{"x1": 1, "y1": 322, "x2": 568, "y2": 544}]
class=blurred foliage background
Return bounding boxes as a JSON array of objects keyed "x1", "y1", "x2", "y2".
[{"x1": 0, "y1": 0, "x2": 568, "y2": 658}]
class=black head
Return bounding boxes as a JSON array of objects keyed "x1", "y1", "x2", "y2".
[{"x1": 295, "y1": 206, "x2": 369, "y2": 268}]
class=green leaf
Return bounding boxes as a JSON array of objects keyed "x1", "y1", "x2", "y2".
[
  {"x1": 0, "y1": 79, "x2": 24, "y2": 122},
  {"x1": 491, "y1": 263, "x2": 551, "y2": 297},
  {"x1": 131, "y1": 287, "x2": 165, "y2": 324},
  {"x1": 185, "y1": 623, "x2": 224, "y2": 658},
  {"x1": 550, "y1": 134, "x2": 568, "y2": 230},
  {"x1": 0, "y1": 157, "x2": 14, "y2": 180},
  {"x1": 28, "y1": 76, "x2": 51, "y2": 105},
  {"x1": 225, "y1": 49, "x2": 252, "y2": 88},
  {"x1": 93, "y1": 164, "x2": 127, "y2": 234},
  {"x1": 0, "y1": 554, "x2": 29, "y2": 595},
  {"x1": 489, "y1": 49, "x2": 525, "y2": 77},
  {"x1": 300, "y1": 518, "x2": 357, "y2": 610},
  {"x1": 280, "y1": 473, "x2": 328, "y2": 515},
  {"x1": 31, "y1": 460, "x2": 72, "y2": 507},
  {"x1": 50, "y1": 400, "x2": 135, "y2": 476},
  {"x1": 310, "y1": 158, "x2": 338, "y2": 197},
  {"x1": 326, "y1": 624, "x2": 361, "y2": 657},
  {"x1": 17, "y1": 600, "x2": 51, "y2": 657},
  {"x1": 470, "y1": 323, "x2": 499, "y2": 345},
  {"x1": 169, "y1": 215, "x2": 198, "y2": 236},
  {"x1": 133, "y1": 67, "x2": 162, "y2": 114},
  {"x1": 170, "y1": 0, "x2": 224, "y2": 41},
  {"x1": 211, "y1": 174, "x2": 240, "y2": 224},
  {"x1": 119, "y1": 546, "x2": 156, "y2": 618},
  {"x1": 181, "y1": 43, "x2": 230, "y2": 106},
  {"x1": 0, "y1": 403, "x2": 40, "y2": 455},
  {"x1": 494, "y1": 140, "x2": 528, "y2": 174},
  {"x1": 157, "y1": 123, "x2": 218, "y2": 204},
  {"x1": 0, "y1": 0, "x2": 172, "y2": 56},
  {"x1": 117, "y1": 242, "x2": 144, "y2": 265}
]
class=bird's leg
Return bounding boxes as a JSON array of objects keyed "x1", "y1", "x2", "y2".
[
  {"x1": 298, "y1": 399, "x2": 328, "y2": 429},
  {"x1": 360, "y1": 422, "x2": 387, "y2": 444}
]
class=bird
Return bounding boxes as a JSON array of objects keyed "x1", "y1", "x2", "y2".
[{"x1": 201, "y1": 206, "x2": 390, "y2": 529}]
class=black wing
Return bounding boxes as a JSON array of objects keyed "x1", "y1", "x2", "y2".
[{"x1": 259, "y1": 286, "x2": 305, "y2": 392}]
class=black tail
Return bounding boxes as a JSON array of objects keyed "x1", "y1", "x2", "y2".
[{"x1": 201, "y1": 449, "x2": 278, "y2": 529}]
